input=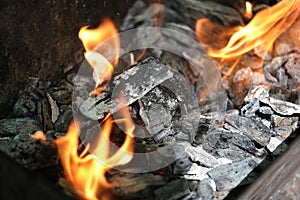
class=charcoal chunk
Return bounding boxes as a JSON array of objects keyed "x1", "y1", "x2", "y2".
[
  {"x1": 207, "y1": 158, "x2": 261, "y2": 190},
  {"x1": 0, "y1": 118, "x2": 38, "y2": 136},
  {"x1": 13, "y1": 93, "x2": 37, "y2": 117},
  {"x1": 154, "y1": 179, "x2": 190, "y2": 200},
  {"x1": 225, "y1": 115, "x2": 271, "y2": 146}
]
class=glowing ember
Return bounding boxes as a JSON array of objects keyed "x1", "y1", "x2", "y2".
[
  {"x1": 54, "y1": 18, "x2": 134, "y2": 200},
  {"x1": 31, "y1": 131, "x2": 46, "y2": 142},
  {"x1": 78, "y1": 18, "x2": 120, "y2": 95},
  {"x1": 78, "y1": 18, "x2": 119, "y2": 61},
  {"x1": 206, "y1": 0, "x2": 300, "y2": 58}
]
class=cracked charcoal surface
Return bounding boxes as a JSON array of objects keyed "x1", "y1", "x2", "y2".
[
  {"x1": 154, "y1": 179, "x2": 190, "y2": 200},
  {"x1": 0, "y1": 118, "x2": 39, "y2": 136},
  {"x1": 225, "y1": 115, "x2": 271, "y2": 146},
  {"x1": 207, "y1": 158, "x2": 261, "y2": 191},
  {"x1": 139, "y1": 86, "x2": 180, "y2": 137},
  {"x1": 202, "y1": 130, "x2": 263, "y2": 162}
]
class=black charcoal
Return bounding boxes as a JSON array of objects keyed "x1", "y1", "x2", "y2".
[
  {"x1": 197, "y1": 178, "x2": 216, "y2": 200},
  {"x1": 207, "y1": 158, "x2": 261, "y2": 190},
  {"x1": 154, "y1": 179, "x2": 190, "y2": 200},
  {"x1": 0, "y1": 118, "x2": 38, "y2": 136},
  {"x1": 13, "y1": 93, "x2": 37, "y2": 117}
]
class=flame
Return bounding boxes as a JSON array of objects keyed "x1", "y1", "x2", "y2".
[
  {"x1": 85, "y1": 51, "x2": 114, "y2": 95},
  {"x1": 206, "y1": 0, "x2": 300, "y2": 59},
  {"x1": 196, "y1": 0, "x2": 300, "y2": 77},
  {"x1": 31, "y1": 131, "x2": 46, "y2": 142},
  {"x1": 55, "y1": 109, "x2": 134, "y2": 200},
  {"x1": 78, "y1": 18, "x2": 119, "y2": 59},
  {"x1": 245, "y1": 1, "x2": 253, "y2": 19},
  {"x1": 78, "y1": 19, "x2": 120, "y2": 95}
]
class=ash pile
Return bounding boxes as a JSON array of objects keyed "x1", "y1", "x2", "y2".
[{"x1": 0, "y1": 0, "x2": 300, "y2": 200}]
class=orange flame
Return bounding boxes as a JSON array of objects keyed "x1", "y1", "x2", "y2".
[
  {"x1": 78, "y1": 18, "x2": 119, "y2": 59},
  {"x1": 196, "y1": 0, "x2": 300, "y2": 78},
  {"x1": 245, "y1": 1, "x2": 253, "y2": 19},
  {"x1": 206, "y1": 0, "x2": 300, "y2": 59},
  {"x1": 78, "y1": 19, "x2": 120, "y2": 95},
  {"x1": 55, "y1": 109, "x2": 134, "y2": 200},
  {"x1": 31, "y1": 131, "x2": 46, "y2": 142}
]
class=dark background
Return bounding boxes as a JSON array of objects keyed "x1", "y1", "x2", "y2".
[{"x1": 0, "y1": 0, "x2": 133, "y2": 118}]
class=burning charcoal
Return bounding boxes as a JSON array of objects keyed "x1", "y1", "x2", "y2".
[
  {"x1": 197, "y1": 178, "x2": 216, "y2": 200},
  {"x1": 0, "y1": 117, "x2": 38, "y2": 136},
  {"x1": 109, "y1": 173, "x2": 165, "y2": 199},
  {"x1": 202, "y1": 130, "x2": 264, "y2": 161},
  {"x1": 154, "y1": 179, "x2": 190, "y2": 200},
  {"x1": 225, "y1": 115, "x2": 271, "y2": 146},
  {"x1": 112, "y1": 58, "x2": 175, "y2": 112},
  {"x1": 13, "y1": 93, "x2": 37, "y2": 117},
  {"x1": 272, "y1": 16, "x2": 300, "y2": 57},
  {"x1": 260, "y1": 97, "x2": 300, "y2": 116},
  {"x1": 207, "y1": 158, "x2": 261, "y2": 190},
  {"x1": 175, "y1": 0, "x2": 244, "y2": 27},
  {"x1": 241, "y1": 98, "x2": 260, "y2": 117}
]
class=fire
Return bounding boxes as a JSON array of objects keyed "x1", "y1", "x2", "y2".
[
  {"x1": 196, "y1": 0, "x2": 300, "y2": 75},
  {"x1": 206, "y1": 0, "x2": 300, "y2": 58},
  {"x1": 55, "y1": 108, "x2": 134, "y2": 200},
  {"x1": 245, "y1": 1, "x2": 253, "y2": 19},
  {"x1": 78, "y1": 18, "x2": 120, "y2": 95}
]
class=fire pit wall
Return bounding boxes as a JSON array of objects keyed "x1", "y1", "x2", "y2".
[{"x1": 0, "y1": 0, "x2": 132, "y2": 117}]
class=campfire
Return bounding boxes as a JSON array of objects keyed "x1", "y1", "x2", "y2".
[{"x1": 0, "y1": 0, "x2": 300, "y2": 200}]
